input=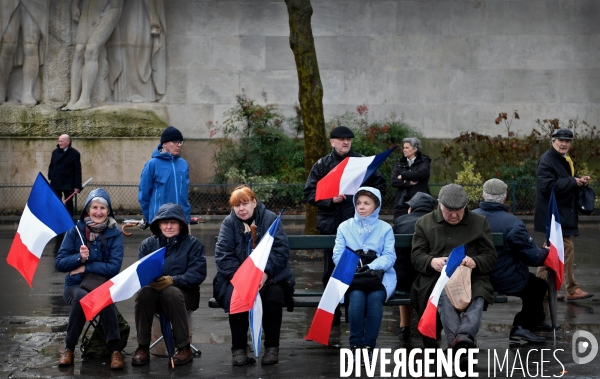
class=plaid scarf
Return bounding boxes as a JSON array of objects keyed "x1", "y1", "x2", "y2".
[{"x1": 84, "y1": 217, "x2": 108, "y2": 241}]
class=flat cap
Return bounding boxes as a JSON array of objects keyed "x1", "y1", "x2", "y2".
[
  {"x1": 438, "y1": 183, "x2": 468, "y2": 210},
  {"x1": 552, "y1": 128, "x2": 573, "y2": 140},
  {"x1": 329, "y1": 126, "x2": 355, "y2": 139},
  {"x1": 483, "y1": 178, "x2": 508, "y2": 196}
]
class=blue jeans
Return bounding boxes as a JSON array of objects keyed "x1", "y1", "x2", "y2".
[
  {"x1": 63, "y1": 284, "x2": 119, "y2": 350},
  {"x1": 347, "y1": 289, "x2": 386, "y2": 348}
]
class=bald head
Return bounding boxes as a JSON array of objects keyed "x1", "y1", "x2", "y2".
[{"x1": 58, "y1": 134, "x2": 71, "y2": 150}]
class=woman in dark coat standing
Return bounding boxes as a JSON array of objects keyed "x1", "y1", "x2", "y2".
[
  {"x1": 213, "y1": 185, "x2": 295, "y2": 366},
  {"x1": 390, "y1": 137, "x2": 431, "y2": 219}
]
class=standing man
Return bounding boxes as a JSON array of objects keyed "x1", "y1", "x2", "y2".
[
  {"x1": 473, "y1": 179, "x2": 553, "y2": 343},
  {"x1": 48, "y1": 134, "x2": 82, "y2": 216},
  {"x1": 304, "y1": 125, "x2": 387, "y2": 324},
  {"x1": 138, "y1": 126, "x2": 191, "y2": 230},
  {"x1": 535, "y1": 128, "x2": 593, "y2": 301}
]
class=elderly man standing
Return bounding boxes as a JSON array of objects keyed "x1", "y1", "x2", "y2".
[
  {"x1": 48, "y1": 134, "x2": 82, "y2": 216},
  {"x1": 411, "y1": 184, "x2": 497, "y2": 350},
  {"x1": 473, "y1": 179, "x2": 553, "y2": 343},
  {"x1": 304, "y1": 125, "x2": 387, "y2": 324},
  {"x1": 535, "y1": 128, "x2": 593, "y2": 301}
]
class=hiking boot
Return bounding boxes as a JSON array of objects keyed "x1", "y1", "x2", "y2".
[
  {"x1": 131, "y1": 346, "x2": 149, "y2": 366},
  {"x1": 232, "y1": 349, "x2": 255, "y2": 366},
  {"x1": 58, "y1": 348, "x2": 74, "y2": 367},
  {"x1": 173, "y1": 346, "x2": 193, "y2": 366},
  {"x1": 110, "y1": 351, "x2": 124, "y2": 370},
  {"x1": 261, "y1": 347, "x2": 279, "y2": 365}
]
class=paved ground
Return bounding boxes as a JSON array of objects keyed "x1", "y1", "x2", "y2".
[{"x1": 1, "y1": 222, "x2": 599, "y2": 378}]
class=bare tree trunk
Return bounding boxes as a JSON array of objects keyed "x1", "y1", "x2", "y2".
[{"x1": 285, "y1": 0, "x2": 327, "y2": 235}]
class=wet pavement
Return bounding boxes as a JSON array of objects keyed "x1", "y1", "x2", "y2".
[{"x1": 1, "y1": 221, "x2": 599, "y2": 378}]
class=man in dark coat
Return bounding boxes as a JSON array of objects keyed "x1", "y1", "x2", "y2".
[
  {"x1": 48, "y1": 134, "x2": 82, "y2": 216},
  {"x1": 534, "y1": 128, "x2": 593, "y2": 301},
  {"x1": 411, "y1": 184, "x2": 497, "y2": 350},
  {"x1": 473, "y1": 179, "x2": 553, "y2": 343},
  {"x1": 131, "y1": 203, "x2": 206, "y2": 367},
  {"x1": 303, "y1": 125, "x2": 387, "y2": 323}
]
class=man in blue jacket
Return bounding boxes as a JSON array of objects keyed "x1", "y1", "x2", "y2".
[
  {"x1": 473, "y1": 179, "x2": 553, "y2": 343},
  {"x1": 138, "y1": 126, "x2": 191, "y2": 229}
]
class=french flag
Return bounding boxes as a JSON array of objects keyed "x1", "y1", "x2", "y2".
[
  {"x1": 80, "y1": 247, "x2": 165, "y2": 321},
  {"x1": 7, "y1": 173, "x2": 74, "y2": 287},
  {"x1": 229, "y1": 215, "x2": 281, "y2": 314},
  {"x1": 417, "y1": 245, "x2": 466, "y2": 339},
  {"x1": 315, "y1": 147, "x2": 396, "y2": 201},
  {"x1": 544, "y1": 189, "x2": 565, "y2": 291},
  {"x1": 305, "y1": 247, "x2": 359, "y2": 345}
]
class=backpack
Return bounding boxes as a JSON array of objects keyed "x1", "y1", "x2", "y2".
[{"x1": 80, "y1": 308, "x2": 130, "y2": 358}]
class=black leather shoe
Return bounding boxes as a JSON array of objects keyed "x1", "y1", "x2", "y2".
[
  {"x1": 510, "y1": 326, "x2": 546, "y2": 343},
  {"x1": 531, "y1": 321, "x2": 561, "y2": 332},
  {"x1": 451, "y1": 334, "x2": 475, "y2": 349},
  {"x1": 261, "y1": 347, "x2": 279, "y2": 365},
  {"x1": 399, "y1": 326, "x2": 411, "y2": 339}
]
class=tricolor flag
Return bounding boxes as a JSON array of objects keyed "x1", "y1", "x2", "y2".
[
  {"x1": 417, "y1": 245, "x2": 466, "y2": 339},
  {"x1": 544, "y1": 189, "x2": 565, "y2": 291},
  {"x1": 7, "y1": 173, "x2": 74, "y2": 287},
  {"x1": 305, "y1": 247, "x2": 359, "y2": 345},
  {"x1": 79, "y1": 247, "x2": 166, "y2": 321},
  {"x1": 315, "y1": 146, "x2": 396, "y2": 201}
]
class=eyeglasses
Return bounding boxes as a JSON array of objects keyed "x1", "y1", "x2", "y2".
[{"x1": 170, "y1": 140, "x2": 184, "y2": 146}]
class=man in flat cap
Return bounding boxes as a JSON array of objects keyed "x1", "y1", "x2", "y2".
[
  {"x1": 304, "y1": 125, "x2": 387, "y2": 324},
  {"x1": 138, "y1": 126, "x2": 191, "y2": 229},
  {"x1": 411, "y1": 184, "x2": 496, "y2": 352},
  {"x1": 535, "y1": 128, "x2": 593, "y2": 301},
  {"x1": 473, "y1": 178, "x2": 553, "y2": 343}
]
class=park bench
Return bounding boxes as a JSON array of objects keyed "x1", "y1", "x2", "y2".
[{"x1": 208, "y1": 233, "x2": 507, "y2": 309}]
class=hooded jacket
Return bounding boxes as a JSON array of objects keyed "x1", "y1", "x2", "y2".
[
  {"x1": 213, "y1": 200, "x2": 295, "y2": 313},
  {"x1": 473, "y1": 201, "x2": 548, "y2": 294},
  {"x1": 333, "y1": 187, "x2": 397, "y2": 300},
  {"x1": 138, "y1": 203, "x2": 206, "y2": 291},
  {"x1": 390, "y1": 151, "x2": 431, "y2": 218},
  {"x1": 55, "y1": 188, "x2": 123, "y2": 289},
  {"x1": 534, "y1": 146, "x2": 580, "y2": 236},
  {"x1": 138, "y1": 144, "x2": 191, "y2": 223},
  {"x1": 304, "y1": 149, "x2": 387, "y2": 235}
]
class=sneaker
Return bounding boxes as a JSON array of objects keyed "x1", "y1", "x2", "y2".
[{"x1": 364, "y1": 346, "x2": 373, "y2": 366}]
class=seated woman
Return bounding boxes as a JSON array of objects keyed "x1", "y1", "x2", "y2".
[
  {"x1": 55, "y1": 188, "x2": 124, "y2": 370},
  {"x1": 333, "y1": 187, "x2": 396, "y2": 359},
  {"x1": 131, "y1": 203, "x2": 206, "y2": 367},
  {"x1": 213, "y1": 185, "x2": 295, "y2": 366}
]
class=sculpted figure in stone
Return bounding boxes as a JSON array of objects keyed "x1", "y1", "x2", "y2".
[
  {"x1": 107, "y1": 0, "x2": 166, "y2": 103},
  {"x1": 63, "y1": 0, "x2": 123, "y2": 111},
  {"x1": 0, "y1": 0, "x2": 49, "y2": 105}
]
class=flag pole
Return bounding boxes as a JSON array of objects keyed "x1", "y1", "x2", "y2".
[{"x1": 62, "y1": 177, "x2": 93, "y2": 204}]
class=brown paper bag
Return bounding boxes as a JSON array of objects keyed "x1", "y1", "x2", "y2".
[{"x1": 444, "y1": 265, "x2": 472, "y2": 312}]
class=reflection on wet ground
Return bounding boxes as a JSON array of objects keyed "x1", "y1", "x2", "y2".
[{"x1": 1, "y1": 223, "x2": 599, "y2": 377}]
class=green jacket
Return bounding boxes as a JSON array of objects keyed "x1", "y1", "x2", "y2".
[{"x1": 410, "y1": 208, "x2": 497, "y2": 315}]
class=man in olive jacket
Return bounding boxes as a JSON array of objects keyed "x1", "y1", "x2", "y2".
[{"x1": 411, "y1": 184, "x2": 497, "y2": 349}]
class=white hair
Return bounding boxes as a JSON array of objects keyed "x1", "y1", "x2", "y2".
[{"x1": 482, "y1": 191, "x2": 506, "y2": 204}]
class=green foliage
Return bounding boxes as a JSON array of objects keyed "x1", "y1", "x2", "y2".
[
  {"x1": 454, "y1": 156, "x2": 483, "y2": 209},
  {"x1": 208, "y1": 91, "x2": 305, "y2": 184},
  {"x1": 224, "y1": 168, "x2": 278, "y2": 202}
]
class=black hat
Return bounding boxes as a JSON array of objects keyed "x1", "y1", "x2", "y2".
[
  {"x1": 329, "y1": 126, "x2": 355, "y2": 139},
  {"x1": 551, "y1": 128, "x2": 573, "y2": 140},
  {"x1": 161, "y1": 126, "x2": 184, "y2": 144}
]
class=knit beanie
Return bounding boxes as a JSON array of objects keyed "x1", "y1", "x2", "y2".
[{"x1": 161, "y1": 126, "x2": 184, "y2": 144}]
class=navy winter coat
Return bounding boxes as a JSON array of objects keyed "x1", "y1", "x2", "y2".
[
  {"x1": 473, "y1": 202, "x2": 548, "y2": 294},
  {"x1": 213, "y1": 200, "x2": 295, "y2": 312}
]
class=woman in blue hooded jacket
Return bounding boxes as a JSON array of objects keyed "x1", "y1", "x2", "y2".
[
  {"x1": 55, "y1": 188, "x2": 124, "y2": 370},
  {"x1": 333, "y1": 186, "x2": 396, "y2": 357}
]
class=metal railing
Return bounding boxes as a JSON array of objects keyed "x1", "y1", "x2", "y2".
[{"x1": 0, "y1": 182, "x2": 597, "y2": 216}]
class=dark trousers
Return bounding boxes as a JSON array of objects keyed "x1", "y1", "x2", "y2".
[
  {"x1": 229, "y1": 285, "x2": 283, "y2": 350},
  {"x1": 511, "y1": 273, "x2": 548, "y2": 329},
  {"x1": 63, "y1": 284, "x2": 119, "y2": 350},
  {"x1": 134, "y1": 286, "x2": 199, "y2": 349}
]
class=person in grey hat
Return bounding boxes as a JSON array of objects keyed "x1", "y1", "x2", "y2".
[
  {"x1": 473, "y1": 178, "x2": 554, "y2": 343},
  {"x1": 411, "y1": 183, "x2": 497, "y2": 357},
  {"x1": 138, "y1": 126, "x2": 191, "y2": 229},
  {"x1": 303, "y1": 125, "x2": 387, "y2": 325},
  {"x1": 535, "y1": 128, "x2": 593, "y2": 301}
]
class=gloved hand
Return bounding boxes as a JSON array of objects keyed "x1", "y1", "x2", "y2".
[
  {"x1": 149, "y1": 275, "x2": 173, "y2": 290},
  {"x1": 138, "y1": 219, "x2": 149, "y2": 230},
  {"x1": 356, "y1": 265, "x2": 370, "y2": 273}
]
